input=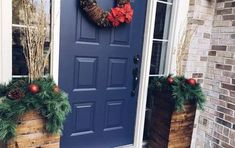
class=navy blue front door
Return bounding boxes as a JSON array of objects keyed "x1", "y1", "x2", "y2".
[{"x1": 59, "y1": 0, "x2": 147, "y2": 147}]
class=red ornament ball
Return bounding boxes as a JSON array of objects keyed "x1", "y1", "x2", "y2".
[
  {"x1": 167, "y1": 77, "x2": 174, "y2": 84},
  {"x1": 53, "y1": 85, "x2": 61, "y2": 93},
  {"x1": 28, "y1": 84, "x2": 40, "y2": 94},
  {"x1": 187, "y1": 78, "x2": 196, "y2": 86}
]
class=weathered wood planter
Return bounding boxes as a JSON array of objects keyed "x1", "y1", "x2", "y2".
[
  {"x1": 149, "y1": 92, "x2": 196, "y2": 148},
  {"x1": 6, "y1": 111, "x2": 60, "y2": 148}
]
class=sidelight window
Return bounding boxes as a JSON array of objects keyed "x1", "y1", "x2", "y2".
[
  {"x1": 12, "y1": 0, "x2": 51, "y2": 78},
  {"x1": 150, "y1": 0, "x2": 173, "y2": 76},
  {"x1": 144, "y1": 0, "x2": 174, "y2": 141}
]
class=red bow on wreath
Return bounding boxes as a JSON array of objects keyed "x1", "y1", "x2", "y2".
[{"x1": 107, "y1": 3, "x2": 134, "y2": 27}]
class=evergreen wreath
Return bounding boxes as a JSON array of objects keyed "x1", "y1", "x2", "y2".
[
  {"x1": 80, "y1": 0, "x2": 134, "y2": 27},
  {"x1": 149, "y1": 75, "x2": 206, "y2": 111},
  {"x1": 0, "y1": 77, "x2": 71, "y2": 142}
]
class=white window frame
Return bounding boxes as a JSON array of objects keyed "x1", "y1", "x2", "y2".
[
  {"x1": 50, "y1": 0, "x2": 61, "y2": 84},
  {"x1": 0, "y1": 0, "x2": 60, "y2": 84}
]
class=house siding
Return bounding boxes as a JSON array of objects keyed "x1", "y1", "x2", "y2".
[{"x1": 184, "y1": 0, "x2": 235, "y2": 147}]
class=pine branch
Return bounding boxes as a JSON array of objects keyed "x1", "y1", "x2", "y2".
[
  {"x1": 0, "y1": 77, "x2": 71, "y2": 142},
  {"x1": 150, "y1": 76, "x2": 206, "y2": 112}
]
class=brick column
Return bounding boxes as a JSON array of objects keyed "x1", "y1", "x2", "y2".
[
  {"x1": 177, "y1": 0, "x2": 220, "y2": 147},
  {"x1": 195, "y1": 0, "x2": 235, "y2": 147}
]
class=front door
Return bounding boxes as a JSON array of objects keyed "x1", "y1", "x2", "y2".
[{"x1": 59, "y1": 0, "x2": 147, "y2": 147}]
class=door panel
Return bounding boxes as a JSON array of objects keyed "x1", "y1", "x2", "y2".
[
  {"x1": 59, "y1": 0, "x2": 147, "y2": 147},
  {"x1": 74, "y1": 57, "x2": 98, "y2": 90}
]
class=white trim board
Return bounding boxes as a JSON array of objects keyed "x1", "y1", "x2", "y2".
[
  {"x1": 0, "y1": 0, "x2": 2, "y2": 81},
  {"x1": 50, "y1": 0, "x2": 61, "y2": 84},
  {"x1": 133, "y1": 0, "x2": 157, "y2": 147},
  {"x1": 0, "y1": 0, "x2": 12, "y2": 83}
]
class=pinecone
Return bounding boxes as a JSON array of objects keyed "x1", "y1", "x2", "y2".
[{"x1": 7, "y1": 88, "x2": 25, "y2": 101}]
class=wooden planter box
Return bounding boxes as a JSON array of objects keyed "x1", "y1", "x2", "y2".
[
  {"x1": 5, "y1": 111, "x2": 60, "y2": 148},
  {"x1": 149, "y1": 92, "x2": 196, "y2": 148}
]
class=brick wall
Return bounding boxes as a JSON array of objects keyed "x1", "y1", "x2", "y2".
[
  {"x1": 181, "y1": 0, "x2": 217, "y2": 147},
  {"x1": 184, "y1": 0, "x2": 215, "y2": 80},
  {"x1": 186, "y1": 0, "x2": 235, "y2": 147}
]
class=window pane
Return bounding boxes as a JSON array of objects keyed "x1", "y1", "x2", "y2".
[
  {"x1": 13, "y1": 0, "x2": 51, "y2": 25},
  {"x1": 12, "y1": 27, "x2": 28, "y2": 75},
  {"x1": 153, "y1": 3, "x2": 172, "y2": 40},
  {"x1": 12, "y1": 0, "x2": 51, "y2": 76},
  {"x1": 12, "y1": 27, "x2": 51, "y2": 76},
  {"x1": 150, "y1": 41, "x2": 168, "y2": 75}
]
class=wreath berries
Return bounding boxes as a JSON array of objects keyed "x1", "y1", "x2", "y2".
[{"x1": 80, "y1": 0, "x2": 134, "y2": 27}]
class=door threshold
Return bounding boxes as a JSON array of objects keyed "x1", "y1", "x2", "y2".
[
  {"x1": 115, "y1": 141, "x2": 148, "y2": 148},
  {"x1": 115, "y1": 144, "x2": 134, "y2": 148}
]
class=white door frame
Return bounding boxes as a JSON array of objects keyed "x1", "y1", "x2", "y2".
[
  {"x1": 133, "y1": 0, "x2": 157, "y2": 147},
  {"x1": 0, "y1": 0, "x2": 181, "y2": 148},
  {"x1": 51, "y1": 1, "x2": 155, "y2": 147},
  {"x1": 52, "y1": 0, "x2": 180, "y2": 147},
  {"x1": 51, "y1": 1, "x2": 160, "y2": 147},
  {"x1": 133, "y1": 0, "x2": 179, "y2": 147},
  {"x1": 51, "y1": 0, "x2": 159, "y2": 148}
]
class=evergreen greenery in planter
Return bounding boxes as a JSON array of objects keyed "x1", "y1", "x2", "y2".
[
  {"x1": 148, "y1": 75, "x2": 206, "y2": 147},
  {"x1": 149, "y1": 75, "x2": 206, "y2": 111},
  {"x1": 0, "y1": 77, "x2": 71, "y2": 142}
]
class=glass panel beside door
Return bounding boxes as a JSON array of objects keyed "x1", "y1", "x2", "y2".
[
  {"x1": 12, "y1": 0, "x2": 51, "y2": 78},
  {"x1": 154, "y1": 2, "x2": 172, "y2": 41},
  {"x1": 144, "y1": 0, "x2": 173, "y2": 142}
]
